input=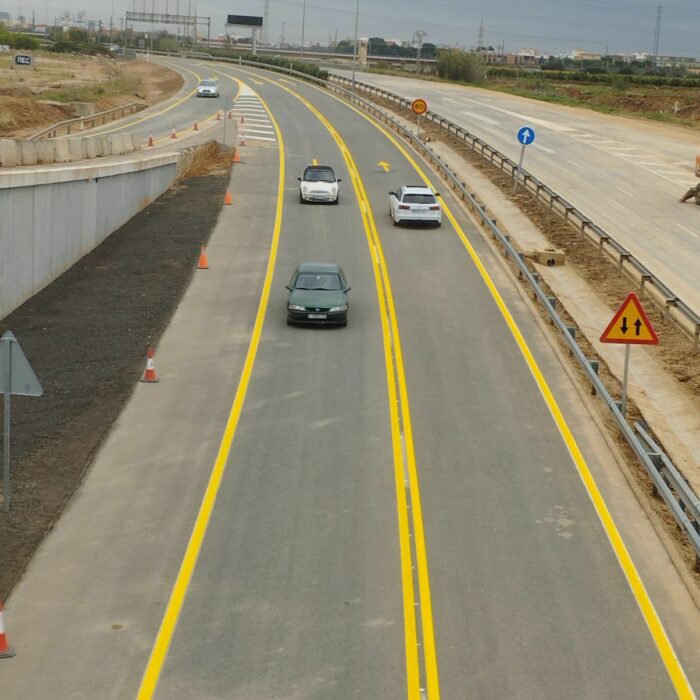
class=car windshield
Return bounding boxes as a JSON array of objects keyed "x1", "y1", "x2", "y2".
[
  {"x1": 201, "y1": 80, "x2": 217, "y2": 87},
  {"x1": 303, "y1": 168, "x2": 335, "y2": 183},
  {"x1": 294, "y1": 272, "x2": 342, "y2": 291},
  {"x1": 403, "y1": 193, "x2": 436, "y2": 204}
]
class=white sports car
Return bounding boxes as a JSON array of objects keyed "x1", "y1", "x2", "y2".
[
  {"x1": 389, "y1": 185, "x2": 442, "y2": 226},
  {"x1": 298, "y1": 165, "x2": 341, "y2": 204}
]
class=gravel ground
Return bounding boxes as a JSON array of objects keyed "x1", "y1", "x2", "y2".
[{"x1": 0, "y1": 150, "x2": 232, "y2": 599}]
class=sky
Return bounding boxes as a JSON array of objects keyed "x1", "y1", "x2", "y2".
[{"x1": 13, "y1": 0, "x2": 700, "y2": 58}]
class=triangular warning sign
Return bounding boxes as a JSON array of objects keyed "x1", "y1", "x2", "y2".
[
  {"x1": 600, "y1": 293, "x2": 659, "y2": 345},
  {"x1": 0, "y1": 330, "x2": 43, "y2": 396}
]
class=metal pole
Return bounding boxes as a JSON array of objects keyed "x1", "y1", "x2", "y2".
[
  {"x1": 300, "y1": 0, "x2": 306, "y2": 59},
  {"x1": 3, "y1": 339, "x2": 12, "y2": 512},
  {"x1": 351, "y1": 0, "x2": 359, "y2": 92},
  {"x1": 513, "y1": 143, "x2": 525, "y2": 194},
  {"x1": 417, "y1": 112, "x2": 420, "y2": 139},
  {"x1": 621, "y1": 344, "x2": 631, "y2": 416}
]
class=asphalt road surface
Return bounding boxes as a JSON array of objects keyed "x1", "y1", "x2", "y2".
[
  {"x1": 2, "y1": 61, "x2": 697, "y2": 699},
  {"x1": 330, "y1": 68, "x2": 700, "y2": 317}
]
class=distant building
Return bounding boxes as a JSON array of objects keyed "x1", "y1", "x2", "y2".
[
  {"x1": 568, "y1": 49, "x2": 602, "y2": 61},
  {"x1": 0, "y1": 11, "x2": 10, "y2": 24}
]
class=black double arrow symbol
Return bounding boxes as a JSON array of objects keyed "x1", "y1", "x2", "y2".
[{"x1": 620, "y1": 317, "x2": 643, "y2": 336}]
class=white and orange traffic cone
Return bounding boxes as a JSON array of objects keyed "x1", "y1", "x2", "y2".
[
  {"x1": 232, "y1": 149, "x2": 241, "y2": 164},
  {"x1": 0, "y1": 602, "x2": 15, "y2": 659},
  {"x1": 170, "y1": 127, "x2": 177, "y2": 139},
  {"x1": 216, "y1": 111, "x2": 221, "y2": 121},
  {"x1": 140, "y1": 347, "x2": 159, "y2": 383},
  {"x1": 147, "y1": 132, "x2": 154, "y2": 147},
  {"x1": 240, "y1": 114, "x2": 245, "y2": 124},
  {"x1": 239, "y1": 133, "x2": 246, "y2": 146},
  {"x1": 193, "y1": 120, "x2": 199, "y2": 131},
  {"x1": 223, "y1": 191, "x2": 233, "y2": 205},
  {"x1": 197, "y1": 246, "x2": 210, "y2": 269},
  {"x1": 227, "y1": 110, "x2": 233, "y2": 120}
]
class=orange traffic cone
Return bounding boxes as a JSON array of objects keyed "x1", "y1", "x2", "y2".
[
  {"x1": 170, "y1": 127, "x2": 177, "y2": 139},
  {"x1": 223, "y1": 191, "x2": 233, "y2": 205},
  {"x1": 0, "y1": 602, "x2": 16, "y2": 659},
  {"x1": 232, "y1": 149, "x2": 241, "y2": 163},
  {"x1": 239, "y1": 134, "x2": 246, "y2": 146},
  {"x1": 140, "y1": 347, "x2": 159, "y2": 383},
  {"x1": 197, "y1": 246, "x2": 210, "y2": 269},
  {"x1": 227, "y1": 110, "x2": 233, "y2": 120},
  {"x1": 240, "y1": 114, "x2": 245, "y2": 124},
  {"x1": 193, "y1": 120, "x2": 199, "y2": 131},
  {"x1": 147, "y1": 132, "x2": 154, "y2": 147},
  {"x1": 216, "y1": 111, "x2": 221, "y2": 121}
]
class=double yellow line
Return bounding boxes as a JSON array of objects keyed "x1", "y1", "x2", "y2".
[{"x1": 210, "y1": 63, "x2": 441, "y2": 700}]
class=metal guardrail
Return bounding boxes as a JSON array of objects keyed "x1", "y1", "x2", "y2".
[
  {"x1": 136, "y1": 51, "x2": 700, "y2": 567},
  {"x1": 328, "y1": 74, "x2": 700, "y2": 351},
  {"x1": 236, "y1": 58, "x2": 700, "y2": 569},
  {"x1": 28, "y1": 102, "x2": 148, "y2": 141}
]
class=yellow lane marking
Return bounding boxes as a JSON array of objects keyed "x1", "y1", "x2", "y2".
[
  {"x1": 377, "y1": 160, "x2": 391, "y2": 172},
  {"x1": 135, "y1": 82, "x2": 285, "y2": 699},
  {"x1": 89, "y1": 61, "x2": 203, "y2": 136},
  {"x1": 227, "y1": 65, "x2": 437, "y2": 700},
  {"x1": 306, "y1": 79, "x2": 695, "y2": 698}
]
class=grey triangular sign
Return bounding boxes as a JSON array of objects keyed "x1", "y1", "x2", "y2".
[{"x1": 0, "y1": 330, "x2": 43, "y2": 397}]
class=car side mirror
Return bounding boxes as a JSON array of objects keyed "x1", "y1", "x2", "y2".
[
  {"x1": 285, "y1": 284, "x2": 292, "y2": 291},
  {"x1": 388, "y1": 191, "x2": 395, "y2": 196},
  {"x1": 337, "y1": 178, "x2": 342, "y2": 182},
  {"x1": 434, "y1": 192, "x2": 441, "y2": 197},
  {"x1": 297, "y1": 177, "x2": 301, "y2": 181},
  {"x1": 344, "y1": 286, "x2": 351, "y2": 292}
]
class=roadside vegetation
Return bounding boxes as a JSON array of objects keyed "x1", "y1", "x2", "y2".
[{"x1": 40, "y1": 68, "x2": 141, "y2": 103}]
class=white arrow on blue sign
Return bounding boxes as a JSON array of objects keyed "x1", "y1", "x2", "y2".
[{"x1": 517, "y1": 126, "x2": 536, "y2": 146}]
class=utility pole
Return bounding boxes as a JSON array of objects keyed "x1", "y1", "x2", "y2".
[
  {"x1": 263, "y1": 0, "x2": 269, "y2": 45},
  {"x1": 413, "y1": 29, "x2": 427, "y2": 72},
  {"x1": 281, "y1": 20, "x2": 285, "y2": 45},
  {"x1": 300, "y1": 0, "x2": 306, "y2": 58},
  {"x1": 351, "y1": 0, "x2": 359, "y2": 91},
  {"x1": 477, "y1": 18, "x2": 484, "y2": 50},
  {"x1": 652, "y1": 4, "x2": 662, "y2": 70}
]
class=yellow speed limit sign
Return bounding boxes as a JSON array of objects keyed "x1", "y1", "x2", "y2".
[{"x1": 411, "y1": 98, "x2": 428, "y2": 115}]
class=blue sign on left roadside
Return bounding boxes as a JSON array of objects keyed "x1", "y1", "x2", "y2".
[{"x1": 517, "y1": 126, "x2": 536, "y2": 145}]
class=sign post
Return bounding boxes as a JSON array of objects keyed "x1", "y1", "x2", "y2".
[
  {"x1": 411, "y1": 98, "x2": 427, "y2": 140},
  {"x1": 599, "y1": 292, "x2": 659, "y2": 416},
  {"x1": 513, "y1": 126, "x2": 536, "y2": 194},
  {"x1": 0, "y1": 331, "x2": 43, "y2": 512}
]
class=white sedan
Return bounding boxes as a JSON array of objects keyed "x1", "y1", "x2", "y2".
[
  {"x1": 298, "y1": 165, "x2": 341, "y2": 204},
  {"x1": 196, "y1": 79, "x2": 220, "y2": 97},
  {"x1": 389, "y1": 185, "x2": 442, "y2": 226}
]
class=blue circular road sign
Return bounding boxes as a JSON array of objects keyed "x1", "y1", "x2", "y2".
[{"x1": 517, "y1": 126, "x2": 536, "y2": 146}]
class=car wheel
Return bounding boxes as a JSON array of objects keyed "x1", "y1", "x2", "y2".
[
  {"x1": 333, "y1": 195, "x2": 339, "y2": 205},
  {"x1": 393, "y1": 217, "x2": 400, "y2": 227},
  {"x1": 287, "y1": 317, "x2": 294, "y2": 326},
  {"x1": 299, "y1": 192, "x2": 305, "y2": 204}
]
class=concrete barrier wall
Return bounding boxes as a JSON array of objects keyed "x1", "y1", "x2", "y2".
[
  {"x1": 0, "y1": 153, "x2": 179, "y2": 319},
  {"x1": 0, "y1": 133, "x2": 140, "y2": 168}
]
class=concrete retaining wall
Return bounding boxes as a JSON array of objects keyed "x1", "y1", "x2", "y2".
[
  {"x1": 0, "y1": 133, "x2": 140, "y2": 168},
  {"x1": 0, "y1": 153, "x2": 179, "y2": 319}
]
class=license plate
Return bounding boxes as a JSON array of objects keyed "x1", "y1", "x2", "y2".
[{"x1": 308, "y1": 313, "x2": 327, "y2": 319}]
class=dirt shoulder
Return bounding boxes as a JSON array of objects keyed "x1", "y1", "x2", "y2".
[
  {"x1": 0, "y1": 143, "x2": 232, "y2": 600},
  {"x1": 0, "y1": 53, "x2": 183, "y2": 137}
]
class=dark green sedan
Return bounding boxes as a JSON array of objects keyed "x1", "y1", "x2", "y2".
[{"x1": 286, "y1": 262, "x2": 350, "y2": 326}]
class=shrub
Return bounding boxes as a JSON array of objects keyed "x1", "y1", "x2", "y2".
[{"x1": 436, "y1": 49, "x2": 485, "y2": 83}]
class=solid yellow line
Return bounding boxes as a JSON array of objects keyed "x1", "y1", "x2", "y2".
[
  {"x1": 314, "y1": 85, "x2": 694, "y2": 699},
  {"x1": 228, "y1": 66, "x2": 424, "y2": 699},
  {"x1": 135, "y1": 84, "x2": 285, "y2": 700}
]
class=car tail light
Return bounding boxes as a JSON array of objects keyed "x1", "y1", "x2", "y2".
[
  {"x1": 398, "y1": 204, "x2": 410, "y2": 210},
  {"x1": 429, "y1": 205, "x2": 440, "y2": 211}
]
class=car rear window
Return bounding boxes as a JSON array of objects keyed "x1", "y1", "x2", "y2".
[
  {"x1": 304, "y1": 169, "x2": 335, "y2": 183},
  {"x1": 201, "y1": 80, "x2": 217, "y2": 87},
  {"x1": 295, "y1": 273, "x2": 342, "y2": 290},
  {"x1": 403, "y1": 193, "x2": 436, "y2": 204}
]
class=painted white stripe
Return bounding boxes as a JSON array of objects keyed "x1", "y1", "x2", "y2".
[
  {"x1": 458, "y1": 110, "x2": 500, "y2": 126},
  {"x1": 616, "y1": 186, "x2": 634, "y2": 199},
  {"x1": 533, "y1": 143, "x2": 556, "y2": 154},
  {"x1": 242, "y1": 134, "x2": 277, "y2": 142},
  {"x1": 677, "y1": 223, "x2": 700, "y2": 240},
  {"x1": 568, "y1": 159, "x2": 584, "y2": 169},
  {"x1": 244, "y1": 127, "x2": 275, "y2": 134}
]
